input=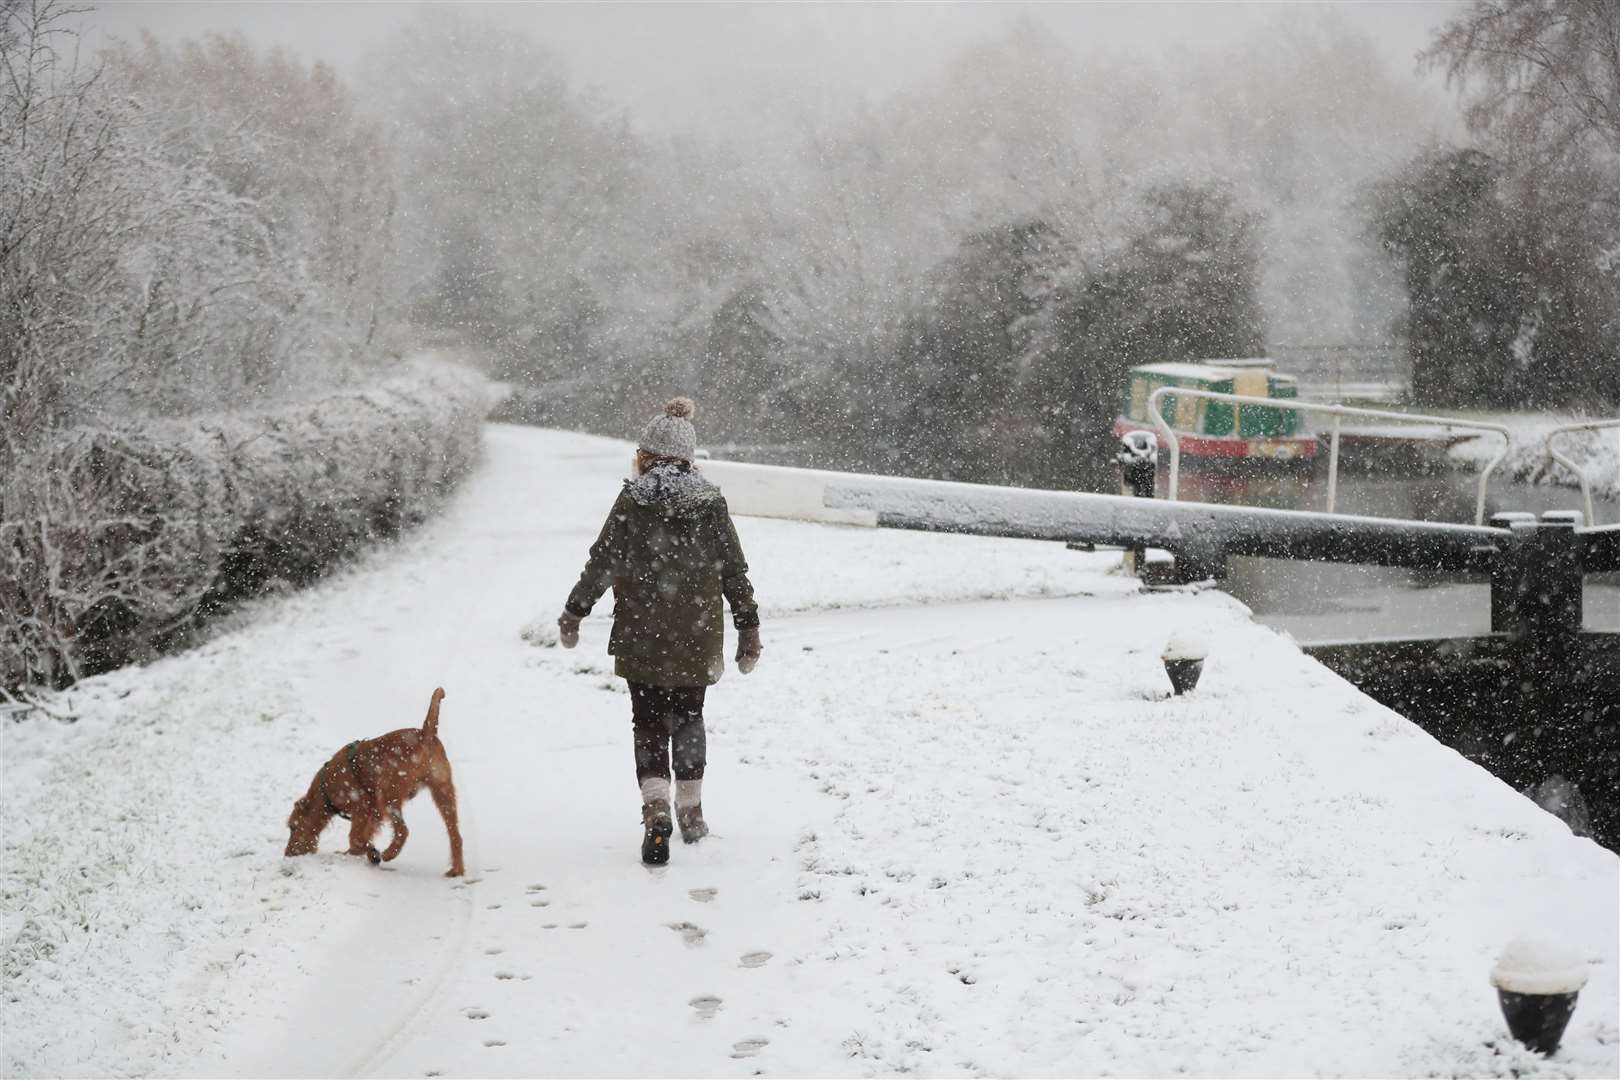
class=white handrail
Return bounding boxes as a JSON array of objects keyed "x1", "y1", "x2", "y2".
[
  {"x1": 1145, "y1": 387, "x2": 1512, "y2": 526},
  {"x1": 1542, "y1": 418, "x2": 1620, "y2": 526}
]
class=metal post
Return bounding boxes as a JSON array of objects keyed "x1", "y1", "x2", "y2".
[
  {"x1": 1326, "y1": 411, "x2": 1342, "y2": 514},
  {"x1": 1545, "y1": 419, "x2": 1620, "y2": 526}
]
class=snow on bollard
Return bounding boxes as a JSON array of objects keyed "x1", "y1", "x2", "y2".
[
  {"x1": 1116, "y1": 431, "x2": 1158, "y2": 500},
  {"x1": 1490, "y1": 936, "x2": 1588, "y2": 1056},
  {"x1": 1161, "y1": 632, "x2": 1207, "y2": 695}
]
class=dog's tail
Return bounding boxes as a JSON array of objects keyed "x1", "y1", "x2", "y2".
[{"x1": 422, "y1": 687, "x2": 446, "y2": 739}]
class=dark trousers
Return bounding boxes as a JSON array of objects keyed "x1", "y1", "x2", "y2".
[{"x1": 628, "y1": 682, "x2": 706, "y2": 784}]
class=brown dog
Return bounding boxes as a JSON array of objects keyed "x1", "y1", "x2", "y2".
[{"x1": 285, "y1": 687, "x2": 465, "y2": 877}]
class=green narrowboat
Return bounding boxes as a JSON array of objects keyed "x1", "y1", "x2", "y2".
[{"x1": 1113, "y1": 359, "x2": 1317, "y2": 462}]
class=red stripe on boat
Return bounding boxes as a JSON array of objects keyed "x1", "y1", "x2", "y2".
[{"x1": 1112, "y1": 418, "x2": 1318, "y2": 459}]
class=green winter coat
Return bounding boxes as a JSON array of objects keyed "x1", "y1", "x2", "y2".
[{"x1": 565, "y1": 463, "x2": 759, "y2": 688}]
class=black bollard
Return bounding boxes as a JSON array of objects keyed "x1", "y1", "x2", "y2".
[
  {"x1": 1116, "y1": 432, "x2": 1158, "y2": 577},
  {"x1": 1116, "y1": 431, "x2": 1158, "y2": 500},
  {"x1": 1161, "y1": 633, "x2": 1207, "y2": 695},
  {"x1": 1491, "y1": 937, "x2": 1587, "y2": 1056}
]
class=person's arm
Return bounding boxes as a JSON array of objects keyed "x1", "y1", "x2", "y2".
[
  {"x1": 715, "y1": 498, "x2": 762, "y2": 671},
  {"x1": 559, "y1": 489, "x2": 629, "y2": 646}
]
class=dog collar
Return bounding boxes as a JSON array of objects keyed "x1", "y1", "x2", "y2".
[{"x1": 319, "y1": 742, "x2": 362, "y2": 821}]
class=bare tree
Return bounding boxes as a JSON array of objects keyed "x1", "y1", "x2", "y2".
[
  {"x1": 1424, "y1": 0, "x2": 1620, "y2": 160},
  {"x1": 107, "y1": 32, "x2": 399, "y2": 357}
]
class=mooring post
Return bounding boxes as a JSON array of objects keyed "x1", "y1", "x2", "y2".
[
  {"x1": 1487, "y1": 510, "x2": 1592, "y2": 828},
  {"x1": 1522, "y1": 511, "x2": 1585, "y2": 641},
  {"x1": 1492, "y1": 512, "x2": 1585, "y2": 639}
]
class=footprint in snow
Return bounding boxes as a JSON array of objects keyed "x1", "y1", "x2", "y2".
[
  {"x1": 739, "y1": 951, "x2": 772, "y2": 969},
  {"x1": 530, "y1": 898, "x2": 550, "y2": 907},
  {"x1": 667, "y1": 921, "x2": 708, "y2": 946},
  {"x1": 484, "y1": 1040, "x2": 506, "y2": 1048},
  {"x1": 688, "y1": 887, "x2": 718, "y2": 903},
  {"x1": 484, "y1": 948, "x2": 503, "y2": 955},
  {"x1": 465, "y1": 1008, "x2": 491, "y2": 1020},
  {"x1": 732, "y1": 1037, "x2": 769, "y2": 1059},
  {"x1": 568, "y1": 922, "x2": 588, "y2": 929},
  {"x1": 494, "y1": 971, "x2": 518, "y2": 981},
  {"x1": 689, "y1": 995, "x2": 722, "y2": 1020},
  {"x1": 526, "y1": 884, "x2": 547, "y2": 893}
]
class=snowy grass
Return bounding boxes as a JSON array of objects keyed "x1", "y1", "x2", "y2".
[{"x1": 3, "y1": 424, "x2": 1614, "y2": 1078}]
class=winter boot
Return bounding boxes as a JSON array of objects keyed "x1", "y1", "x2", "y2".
[
  {"x1": 676, "y1": 778, "x2": 708, "y2": 844},
  {"x1": 640, "y1": 777, "x2": 673, "y2": 865}
]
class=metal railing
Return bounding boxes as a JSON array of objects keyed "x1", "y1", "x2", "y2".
[
  {"x1": 1145, "y1": 387, "x2": 1512, "y2": 526},
  {"x1": 1543, "y1": 418, "x2": 1620, "y2": 526}
]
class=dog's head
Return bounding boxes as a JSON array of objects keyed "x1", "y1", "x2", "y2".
[{"x1": 285, "y1": 790, "x2": 330, "y2": 856}]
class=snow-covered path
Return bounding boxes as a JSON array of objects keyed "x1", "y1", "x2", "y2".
[{"x1": 4, "y1": 425, "x2": 1615, "y2": 1078}]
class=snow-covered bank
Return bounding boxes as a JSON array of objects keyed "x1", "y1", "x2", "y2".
[
  {"x1": 3, "y1": 425, "x2": 1615, "y2": 1078},
  {"x1": 1445, "y1": 413, "x2": 1620, "y2": 505}
]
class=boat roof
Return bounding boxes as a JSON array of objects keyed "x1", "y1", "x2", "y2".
[{"x1": 1131, "y1": 359, "x2": 1295, "y2": 382}]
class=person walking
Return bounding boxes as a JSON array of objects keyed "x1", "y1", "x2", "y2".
[{"x1": 557, "y1": 398, "x2": 763, "y2": 865}]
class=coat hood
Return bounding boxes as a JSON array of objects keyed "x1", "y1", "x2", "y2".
[{"x1": 626, "y1": 461, "x2": 722, "y2": 513}]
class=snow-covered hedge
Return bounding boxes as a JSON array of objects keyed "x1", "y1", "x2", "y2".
[{"x1": 1, "y1": 363, "x2": 487, "y2": 691}]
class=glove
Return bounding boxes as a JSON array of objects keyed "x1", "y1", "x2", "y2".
[
  {"x1": 735, "y1": 626, "x2": 762, "y2": 674},
  {"x1": 557, "y1": 610, "x2": 581, "y2": 649}
]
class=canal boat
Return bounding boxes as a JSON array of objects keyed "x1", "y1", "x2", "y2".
[{"x1": 1113, "y1": 359, "x2": 1318, "y2": 463}]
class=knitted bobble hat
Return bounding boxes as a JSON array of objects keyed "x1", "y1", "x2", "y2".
[{"x1": 638, "y1": 397, "x2": 698, "y2": 461}]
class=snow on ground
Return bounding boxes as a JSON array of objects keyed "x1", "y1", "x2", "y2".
[{"x1": 3, "y1": 424, "x2": 1616, "y2": 1079}]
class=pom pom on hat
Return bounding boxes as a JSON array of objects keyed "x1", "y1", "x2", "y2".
[{"x1": 664, "y1": 397, "x2": 696, "y2": 420}]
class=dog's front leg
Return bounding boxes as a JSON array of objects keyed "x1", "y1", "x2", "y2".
[
  {"x1": 380, "y1": 806, "x2": 408, "y2": 862},
  {"x1": 347, "y1": 811, "x2": 382, "y2": 865}
]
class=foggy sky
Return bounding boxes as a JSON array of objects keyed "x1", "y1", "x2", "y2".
[{"x1": 79, "y1": 1, "x2": 1464, "y2": 134}]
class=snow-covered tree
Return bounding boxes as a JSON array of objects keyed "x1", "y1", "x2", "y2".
[
  {"x1": 106, "y1": 31, "x2": 398, "y2": 356},
  {"x1": 2, "y1": 0, "x2": 289, "y2": 444},
  {"x1": 1368, "y1": 1, "x2": 1620, "y2": 409},
  {"x1": 1369, "y1": 145, "x2": 1619, "y2": 408}
]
